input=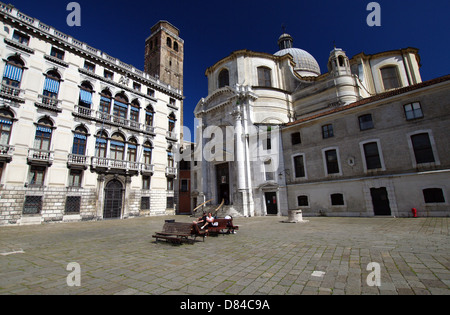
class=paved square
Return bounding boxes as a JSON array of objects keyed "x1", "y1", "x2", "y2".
[{"x1": 0, "y1": 216, "x2": 448, "y2": 295}]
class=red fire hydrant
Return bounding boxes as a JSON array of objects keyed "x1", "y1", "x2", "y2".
[{"x1": 411, "y1": 208, "x2": 418, "y2": 218}]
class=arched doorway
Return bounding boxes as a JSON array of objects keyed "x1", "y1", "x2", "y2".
[{"x1": 104, "y1": 180, "x2": 124, "y2": 219}]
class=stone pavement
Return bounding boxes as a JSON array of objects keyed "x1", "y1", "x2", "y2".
[{"x1": 0, "y1": 216, "x2": 448, "y2": 295}]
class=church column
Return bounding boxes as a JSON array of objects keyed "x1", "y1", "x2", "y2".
[{"x1": 233, "y1": 102, "x2": 249, "y2": 216}]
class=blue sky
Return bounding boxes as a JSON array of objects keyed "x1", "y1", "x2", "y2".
[{"x1": 7, "y1": 0, "x2": 450, "y2": 140}]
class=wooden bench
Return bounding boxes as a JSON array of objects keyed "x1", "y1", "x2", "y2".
[
  {"x1": 206, "y1": 218, "x2": 239, "y2": 235},
  {"x1": 152, "y1": 222, "x2": 206, "y2": 244}
]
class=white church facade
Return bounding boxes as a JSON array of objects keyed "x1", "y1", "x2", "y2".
[{"x1": 194, "y1": 33, "x2": 450, "y2": 218}]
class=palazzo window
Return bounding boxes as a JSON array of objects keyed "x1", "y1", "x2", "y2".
[
  {"x1": 110, "y1": 133, "x2": 125, "y2": 161},
  {"x1": 99, "y1": 90, "x2": 112, "y2": 115},
  {"x1": 72, "y1": 126, "x2": 88, "y2": 156},
  {"x1": 23, "y1": 195, "x2": 43, "y2": 215},
  {"x1": 34, "y1": 119, "x2": 53, "y2": 151},
  {"x1": 143, "y1": 142, "x2": 153, "y2": 165},
  {"x1": 168, "y1": 113, "x2": 176, "y2": 132},
  {"x1": 12, "y1": 30, "x2": 30, "y2": 46},
  {"x1": 79, "y1": 82, "x2": 93, "y2": 109},
  {"x1": 127, "y1": 138, "x2": 138, "y2": 162},
  {"x1": 42, "y1": 70, "x2": 61, "y2": 105},
  {"x1": 68, "y1": 169, "x2": 82, "y2": 187},
  {"x1": 28, "y1": 166, "x2": 46, "y2": 187},
  {"x1": 50, "y1": 47, "x2": 65, "y2": 60},
  {"x1": 2, "y1": 55, "x2": 25, "y2": 90},
  {"x1": 130, "y1": 100, "x2": 140, "y2": 126},
  {"x1": 95, "y1": 131, "x2": 108, "y2": 158},
  {"x1": 113, "y1": 93, "x2": 128, "y2": 121},
  {"x1": 145, "y1": 105, "x2": 154, "y2": 127},
  {"x1": 0, "y1": 109, "x2": 14, "y2": 145}
]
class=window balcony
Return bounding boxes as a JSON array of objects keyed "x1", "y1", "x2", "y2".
[
  {"x1": 91, "y1": 157, "x2": 142, "y2": 174},
  {"x1": 166, "y1": 130, "x2": 178, "y2": 141},
  {"x1": 27, "y1": 148, "x2": 54, "y2": 166},
  {"x1": 35, "y1": 95, "x2": 62, "y2": 113},
  {"x1": 0, "y1": 144, "x2": 14, "y2": 163},
  {"x1": 67, "y1": 154, "x2": 89, "y2": 170},
  {"x1": 141, "y1": 163, "x2": 154, "y2": 176},
  {"x1": 166, "y1": 166, "x2": 177, "y2": 178},
  {"x1": 0, "y1": 83, "x2": 25, "y2": 103},
  {"x1": 72, "y1": 106, "x2": 155, "y2": 136}
]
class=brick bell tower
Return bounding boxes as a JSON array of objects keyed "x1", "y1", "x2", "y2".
[{"x1": 145, "y1": 21, "x2": 184, "y2": 135}]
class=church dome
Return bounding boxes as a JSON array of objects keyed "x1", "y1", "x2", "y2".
[{"x1": 274, "y1": 33, "x2": 321, "y2": 77}]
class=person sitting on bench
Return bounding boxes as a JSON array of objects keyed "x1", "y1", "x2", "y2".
[
  {"x1": 193, "y1": 212, "x2": 207, "y2": 227},
  {"x1": 201, "y1": 212, "x2": 215, "y2": 230}
]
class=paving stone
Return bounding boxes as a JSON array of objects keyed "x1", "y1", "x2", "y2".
[{"x1": 0, "y1": 216, "x2": 448, "y2": 295}]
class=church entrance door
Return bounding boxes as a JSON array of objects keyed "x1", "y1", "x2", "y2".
[
  {"x1": 265, "y1": 192, "x2": 278, "y2": 215},
  {"x1": 216, "y1": 163, "x2": 230, "y2": 205}
]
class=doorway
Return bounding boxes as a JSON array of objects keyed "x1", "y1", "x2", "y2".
[
  {"x1": 370, "y1": 187, "x2": 391, "y2": 216},
  {"x1": 216, "y1": 163, "x2": 230, "y2": 205},
  {"x1": 265, "y1": 192, "x2": 278, "y2": 215},
  {"x1": 104, "y1": 180, "x2": 123, "y2": 219}
]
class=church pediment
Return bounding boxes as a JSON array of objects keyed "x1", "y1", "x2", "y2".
[{"x1": 203, "y1": 87, "x2": 237, "y2": 111}]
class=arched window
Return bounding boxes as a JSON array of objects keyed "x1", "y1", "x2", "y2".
[
  {"x1": 166, "y1": 37, "x2": 172, "y2": 48},
  {"x1": 173, "y1": 41, "x2": 179, "y2": 52},
  {"x1": 0, "y1": 108, "x2": 14, "y2": 145},
  {"x1": 2, "y1": 55, "x2": 24, "y2": 90},
  {"x1": 43, "y1": 70, "x2": 61, "y2": 104},
  {"x1": 34, "y1": 118, "x2": 53, "y2": 151},
  {"x1": 95, "y1": 131, "x2": 108, "y2": 158},
  {"x1": 130, "y1": 99, "x2": 140, "y2": 124},
  {"x1": 168, "y1": 113, "x2": 176, "y2": 132},
  {"x1": 99, "y1": 89, "x2": 112, "y2": 115},
  {"x1": 218, "y1": 69, "x2": 229, "y2": 88},
  {"x1": 72, "y1": 126, "x2": 88, "y2": 156},
  {"x1": 127, "y1": 138, "x2": 138, "y2": 162},
  {"x1": 113, "y1": 93, "x2": 128, "y2": 120},
  {"x1": 110, "y1": 133, "x2": 125, "y2": 160},
  {"x1": 143, "y1": 141, "x2": 153, "y2": 165},
  {"x1": 380, "y1": 65, "x2": 401, "y2": 91},
  {"x1": 145, "y1": 105, "x2": 154, "y2": 127},
  {"x1": 79, "y1": 81, "x2": 93, "y2": 109}
]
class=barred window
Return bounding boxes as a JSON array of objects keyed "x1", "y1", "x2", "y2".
[
  {"x1": 23, "y1": 196, "x2": 43, "y2": 214},
  {"x1": 322, "y1": 124, "x2": 334, "y2": 139},
  {"x1": 141, "y1": 197, "x2": 150, "y2": 210},
  {"x1": 423, "y1": 188, "x2": 445, "y2": 204},
  {"x1": 65, "y1": 196, "x2": 81, "y2": 213},
  {"x1": 331, "y1": 194, "x2": 345, "y2": 206},
  {"x1": 297, "y1": 196, "x2": 309, "y2": 207},
  {"x1": 167, "y1": 197, "x2": 174, "y2": 209}
]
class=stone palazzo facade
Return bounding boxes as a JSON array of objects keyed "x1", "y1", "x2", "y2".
[{"x1": 0, "y1": 3, "x2": 184, "y2": 225}]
